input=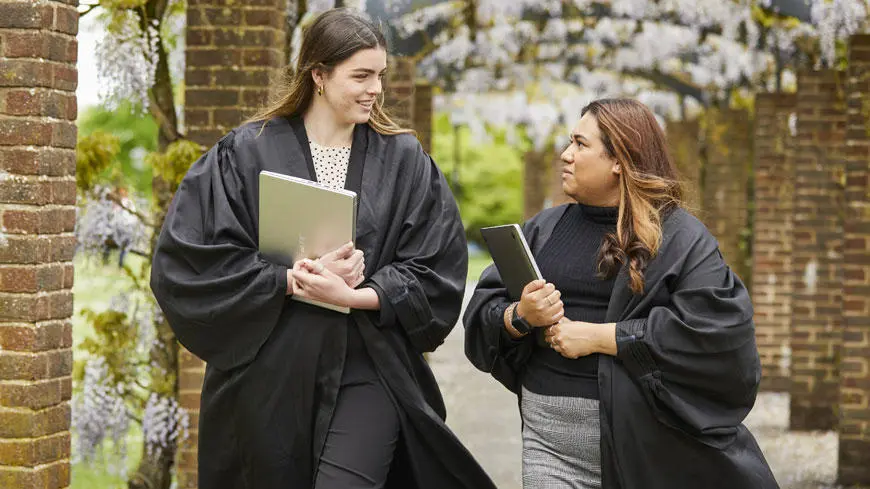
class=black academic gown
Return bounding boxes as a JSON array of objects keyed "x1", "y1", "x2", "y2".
[
  {"x1": 464, "y1": 204, "x2": 780, "y2": 489},
  {"x1": 150, "y1": 116, "x2": 496, "y2": 489}
]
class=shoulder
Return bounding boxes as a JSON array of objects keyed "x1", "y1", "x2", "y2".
[
  {"x1": 524, "y1": 204, "x2": 571, "y2": 230},
  {"x1": 226, "y1": 118, "x2": 291, "y2": 151},
  {"x1": 367, "y1": 129, "x2": 437, "y2": 177},
  {"x1": 367, "y1": 129, "x2": 423, "y2": 159},
  {"x1": 660, "y1": 207, "x2": 719, "y2": 255}
]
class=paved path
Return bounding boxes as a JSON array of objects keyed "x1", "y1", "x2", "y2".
[{"x1": 427, "y1": 285, "x2": 839, "y2": 489}]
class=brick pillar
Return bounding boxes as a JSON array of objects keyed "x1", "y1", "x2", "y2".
[
  {"x1": 185, "y1": 0, "x2": 285, "y2": 146},
  {"x1": 0, "y1": 1, "x2": 78, "y2": 487},
  {"x1": 838, "y1": 34, "x2": 870, "y2": 485},
  {"x1": 753, "y1": 93, "x2": 797, "y2": 392},
  {"x1": 702, "y1": 109, "x2": 752, "y2": 282},
  {"x1": 413, "y1": 81, "x2": 432, "y2": 153},
  {"x1": 666, "y1": 119, "x2": 701, "y2": 212},
  {"x1": 523, "y1": 148, "x2": 552, "y2": 219},
  {"x1": 181, "y1": 1, "x2": 286, "y2": 487},
  {"x1": 790, "y1": 69, "x2": 846, "y2": 431},
  {"x1": 384, "y1": 56, "x2": 415, "y2": 128},
  {"x1": 546, "y1": 155, "x2": 573, "y2": 208}
]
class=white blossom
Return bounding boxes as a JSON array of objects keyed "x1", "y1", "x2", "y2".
[
  {"x1": 71, "y1": 358, "x2": 130, "y2": 476},
  {"x1": 308, "y1": 0, "x2": 336, "y2": 13},
  {"x1": 96, "y1": 10, "x2": 159, "y2": 111},
  {"x1": 75, "y1": 186, "x2": 149, "y2": 258},
  {"x1": 393, "y1": 2, "x2": 461, "y2": 39},
  {"x1": 811, "y1": 0, "x2": 868, "y2": 66},
  {"x1": 143, "y1": 394, "x2": 190, "y2": 456}
]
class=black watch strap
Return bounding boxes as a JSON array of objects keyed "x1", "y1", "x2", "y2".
[{"x1": 511, "y1": 304, "x2": 532, "y2": 335}]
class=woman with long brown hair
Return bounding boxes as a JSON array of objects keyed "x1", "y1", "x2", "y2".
[
  {"x1": 151, "y1": 8, "x2": 496, "y2": 489},
  {"x1": 464, "y1": 98, "x2": 778, "y2": 489}
]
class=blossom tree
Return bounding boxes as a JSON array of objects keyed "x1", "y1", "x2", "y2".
[{"x1": 387, "y1": 0, "x2": 868, "y2": 148}]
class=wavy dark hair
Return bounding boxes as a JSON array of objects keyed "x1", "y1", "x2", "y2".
[
  {"x1": 247, "y1": 8, "x2": 411, "y2": 136},
  {"x1": 585, "y1": 99, "x2": 683, "y2": 294}
]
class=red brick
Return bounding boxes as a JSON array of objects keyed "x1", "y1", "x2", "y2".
[
  {"x1": 0, "y1": 350, "x2": 72, "y2": 381},
  {"x1": 0, "y1": 266, "x2": 38, "y2": 293},
  {"x1": 0, "y1": 290, "x2": 73, "y2": 321},
  {"x1": 3, "y1": 89, "x2": 77, "y2": 120},
  {"x1": 244, "y1": 9, "x2": 282, "y2": 28},
  {"x1": 0, "y1": 3, "x2": 53, "y2": 29},
  {"x1": 186, "y1": 89, "x2": 239, "y2": 107},
  {"x1": 1, "y1": 208, "x2": 76, "y2": 235},
  {"x1": 0, "y1": 404, "x2": 70, "y2": 438},
  {"x1": 0, "y1": 119, "x2": 52, "y2": 146},
  {"x1": 0, "y1": 378, "x2": 65, "y2": 409},
  {"x1": 0, "y1": 178, "x2": 76, "y2": 205},
  {"x1": 52, "y1": 6, "x2": 78, "y2": 36},
  {"x1": 242, "y1": 48, "x2": 280, "y2": 68},
  {"x1": 188, "y1": 6, "x2": 236, "y2": 26},
  {"x1": 0, "y1": 459, "x2": 69, "y2": 488}
]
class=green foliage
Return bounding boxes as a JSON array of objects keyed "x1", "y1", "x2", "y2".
[
  {"x1": 100, "y1": 0, "x2": 149, "y2": 12},
  {"x1": 147, "y1": 140, "x2": 203, "y2": 193},
  {"x1": 78, "y1": 102, "x2": 159, "y2": 196},
  {"x1": 76, "y1": 131, "x2": 121, "y2": 193},
  {"x1": 431, "y1": 113, "x2": 525, "y2": 245},
  {"x1": 78, "y1": 308, "x2": 140, "y2": 387}
]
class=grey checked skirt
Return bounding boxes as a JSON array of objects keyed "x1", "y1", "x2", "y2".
[{"x1": 520, "y1": 387, "x2": 602, "y2": 489}]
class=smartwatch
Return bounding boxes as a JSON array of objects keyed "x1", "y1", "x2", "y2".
[{"x1": 510, "y1": 304, "x2": 533, "y2": 335}]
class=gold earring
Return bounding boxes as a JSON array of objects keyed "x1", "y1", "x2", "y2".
[{"x1": 318, "y1": 85, "x2": 323, "y2": 96}]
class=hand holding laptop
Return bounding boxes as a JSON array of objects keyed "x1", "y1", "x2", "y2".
[
  {"x1": 317, "y1": 241, "x2": 366, "y2": 288},
  {"x1": 516, "y1": 279, "x2": 564, "y2": 327},
  {"x1": 292, "y1": 258, "x2": 357, "y2": 308}
]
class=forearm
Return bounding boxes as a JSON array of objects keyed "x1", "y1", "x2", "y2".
[
  {"x1": 595, "y1": 322, "x2": 617, "y2": 356},
  {"x1": 347, "y1": 286, "x2": 380, "y2": 310}
]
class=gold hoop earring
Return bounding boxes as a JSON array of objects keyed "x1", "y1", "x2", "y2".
[{"x1": 318, "y1": 85, "x2": 323, "y2": 96}]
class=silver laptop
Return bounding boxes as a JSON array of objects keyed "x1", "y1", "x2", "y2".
[{"x1": 258, "y1": 170, "x2": 357, "y2": 313}]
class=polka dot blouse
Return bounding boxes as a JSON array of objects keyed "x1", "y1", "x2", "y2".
[{"x1": 309, "y1": 140, "x2": 351, "y2": 190}]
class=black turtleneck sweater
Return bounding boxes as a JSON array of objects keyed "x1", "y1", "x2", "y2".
[{"x1": 522, "y1": 203, "x2": 619, "y2": 400}]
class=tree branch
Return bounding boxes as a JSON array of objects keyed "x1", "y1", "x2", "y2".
[
  {"x1": 105, "y1": 191, "x2": 156, "y2": 228},
  {"x1": 79, "y1": 3, "x2": 100, "y2": 17}
]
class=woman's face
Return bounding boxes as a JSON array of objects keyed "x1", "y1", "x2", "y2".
[
  {"x1": 560, "y1": 112, "x2": 621, "y2": 206},
  {"x1": 315, "y1": 47, "x2": 386, "y2": 125}
]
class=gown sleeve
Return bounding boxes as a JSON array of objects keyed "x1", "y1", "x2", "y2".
[
  {"x1": 150, "y1": 131, "x2": 289, "y2": 371},
  {"x1": 614, "y1": 231, "x2": 760, "y2": 439},
  {"x1": 462, "y1": 222, "x2": 538, "y2": 394},
  {"x1": 366, "y1": 144, "x2": 468, "y2": 354}
]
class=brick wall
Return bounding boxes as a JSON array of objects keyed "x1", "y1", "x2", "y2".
[
  {"x1": 701, "y1": 109, "x2": 752, "y2": 282},
  {"x1": 185, "y1": 0, "x2": 286, "y2": 147},
  {"x1": 790, "y1": 69, "x2": 846, "y2": 431},
  {"x1": 753, "y1": 94, "x2": 798, "y2": 392},
  {"x1": 546, "y1": 155, "x2": 573, "y2": 209},
  {"x1": 383, "y1": 56, "x2": 415, "y2": 129},
  {"x1": 180, "y1": 1, "x2": 287, "y2": 487},
  {"x1": 523, "y1": 148, "x2": 550, "y2": 219},
  {"x1": 666, "y1": 119, "x2": 702, "y2": 212},
  {"x1": 0, "y1": 1, "x2": 78, "y2": 487},
  {"x1": 413, "y1": 81, "x2": 432, "y2": 153},
  {"x1": 838, "y1": 34, "x2": 870, "y2": 485}
]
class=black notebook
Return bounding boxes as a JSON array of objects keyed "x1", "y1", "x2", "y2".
[{"x1": 479, "y1": 224, "x2": 543, "y2": 301}]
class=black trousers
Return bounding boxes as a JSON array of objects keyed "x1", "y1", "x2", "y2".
[{"x1": 314, "y1": 328, "x2": 400, "y2": 489}]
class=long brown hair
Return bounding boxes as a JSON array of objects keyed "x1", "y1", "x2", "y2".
[
  {"x1": 247, "y1": 8, "x2": 412, "y2": 136},
  {"x1": 586, "y1": 99, "x2": 683, "y2": 294}
]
